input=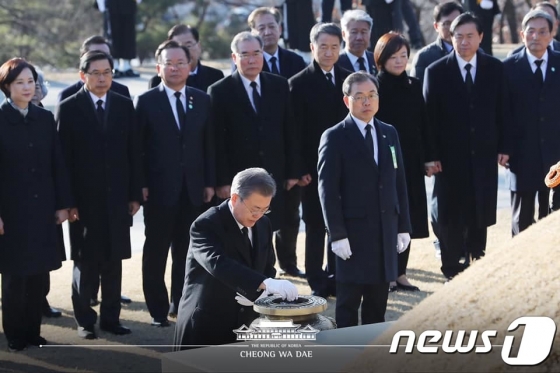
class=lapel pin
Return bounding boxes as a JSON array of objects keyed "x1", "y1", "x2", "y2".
[
  {"x1": 383, "y1": 135, "x2": 386, "y2": 138},
  {"x1": 552, "y1": 67, "x2": 556, "y2": 72}
]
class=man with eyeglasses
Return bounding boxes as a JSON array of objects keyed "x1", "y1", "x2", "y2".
[
  {"x1": 173, "y1": 168, "x2": 298, "y2": 349},
  {"x1": 148, "y1": 24, "x2": 224, "y2": 91},
  {"x1": 318, "y1": 71, "x2": 410, "y2": 327},
  {"x1": 337, "y1": 9, "x2": 378, "y2": 75},
  {"x1": 209, "y1": 32, "x2": 302, "y2": 238},
  {"x1": 423, "y1": 12, "x2": 510, "y2": 282},
  {"x1": 289, "y1": 23, "x2": 351, "y2": 299},
  {"x1": 135, "y1": 40, "x2": 216, "y2": 326},
  {"x1": 411, "y1": 1, "x2": 463, "y2": 85},
  {"x1": 503, "y1": 10, "x2": 560, "y2": 236},
  {"x1": 56, "y1": 50, "x2": 143, "y2": 339}
]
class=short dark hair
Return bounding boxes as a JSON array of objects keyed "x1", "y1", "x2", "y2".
[
  {"x1": 231, "y1": 168, "x2": 277, "y2": 199},
  {"x1": 450, "y1": 12, "x2": 483, "y2": 35},
  {"x1": 434, "y1": 1, "x2": 464, "y2": 23},
  {"x1": 80, "y1": 35, "x2": 111, "y2": 56},
  {"x1": 342, "y1": 71, "x2": 379, "y2": 96},
  {"x1": 79, "y1": 51, "x2": 114, "y2": 73},
  {"x1": 0, "y1": 58, "x2": 38, "y2": 97},
  {"x1": 167, "y1": 24, "x2": 199, "y2": 42},
  {"x1": 310, "y1": 22, "x2": 343, "y2": 44},
  {"x1": 522, "y1": 9, "x2": 554, "y2": 32},
  {"x1": 374, "y1": 32, "x2": 410, "y2": 71},
  {"x1": 533, "y1": 1, "x2": 558, "y2": 20},
  {"x1": 155, "y1": 40, "x2": 191, "y2": 63}
]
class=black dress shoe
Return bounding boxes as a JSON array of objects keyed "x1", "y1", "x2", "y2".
[
  {"x1": 396, "y1": 281, "x2": 420, "y2": 291},
  {"x1": 100, "y1": 323, "x2": 132, "y2": 335},
  {"x1": 120, "y1": 295, "x2": 132, "y2": 304},
  {"x1": 43, "y1": 306, "x2": 62, "y2": 318},
  {"x1": 27, "y1": 336, "x2": 47, "y2": 346},
  {"x1": 280, "y1": 266, "x2": 306, "y2": 278},
  {"x1": 112, "y1": 69, "x2": 123, "y2": 78},
  {"x1": 151, "y1": 318, "x2": 170, "y2": 327},
  {"x1": 123, "y1": 69, "x2": 140, "y2": 78},
  {"x1": 77, "y1": 326, "x2": 97, "y2": 340},
  {"x1": 311, "y1": 290, "x2": 328, "y2": 298},
  {"x1": 90, "y1": 298, "x2": 100, "y2": 307},
  {"x1": 8, "y1": 339, "x2": 27, "y2": 352},
  {"x1": 388, "y1": 284, "x2": 398, "y2": 293}
]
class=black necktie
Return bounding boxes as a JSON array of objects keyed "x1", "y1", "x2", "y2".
[
  {"x1": 241, "y1": 227, "x2": 253, "y2": 251},
  {"x1": 357, "y1": 57, "x2": 367, "y2": 72},
  {"x1": 269, "y1": 56, "x2": 280, "y2": 75},
  {"x1": 464, "y1": 63, "x2": 474, "y2": 93},
  {"x1": 96, "y1": 99, "x2": 104, "y2": 126},
  {"x1": 250, "y1": 81, "x2": 261, "y2": 114},
  {"x1": 535, "y1": 59, "x2": 544, "y2": 86},
  {"x1": 325, "y1": 72, "x2": 334, "y2": 86},
  {"x1": 174, "y1": 91, "x2": 185, "y2": 129},
  {"x1": 365, "y1": 124, "x2": 375, "y2": 159}
]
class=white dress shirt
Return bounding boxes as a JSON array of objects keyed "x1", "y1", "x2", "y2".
[
  {"x1": 239, "y1": 74, "x2": 261, "y2": 112},
  {"x1": 455, "y1": 52, "x2": 477, "y2": 82},
  {"x1": 228, "y1": 200, "x2": 253, "y2": 245},
  {"x1": 351, "y1": 114, "x2": 379, "y2": 164},
  {"x1": 526, "y1": 48, "x2": 548, "y2": 81},
  {"x1": 345, "y1": 50, "x2": 371, "y2": 72},
  {"x1": 162, "y1": 84, "x2": 187, "y2": 130},
  {"x1": 88, "y1": 90, "x2": 107, "y2": 110},
  {"x1": 321, "y1": 67, "x2": 335, "y2": 84},
  {"x1": 263, "y1": 49, "x2": 280, "y2": 74}
]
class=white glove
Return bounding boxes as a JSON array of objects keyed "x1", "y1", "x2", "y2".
[
  {"x1": 480, "y1": 0, "x2": 493, "y2": 9},
  {"x1": 332, "y1": 238, "x2": 352, "y2": 260},
  {"x1": 235, "y1": 290, "x2": 268, "y2": 306},
  {"x1": 397, "y1": 233, "x2": 411, "y2": 254},
  {"x1": 263, "y1": 278, "x2": 298, "y2": 301}
]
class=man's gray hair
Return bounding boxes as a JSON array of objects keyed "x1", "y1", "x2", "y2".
[
  {"x1": 522, "y1": 9, "x2": 554, "y2": 32},
  {"x1": 310, "y1": 22, "x2": 343, "y2": 44},
  {"x1": 231, "y1": 168, "x2": 276, "y2": 200},
  {"x1": 231, "y1": 31, "x2": 264, "y2": 54},
  {"x1": 340, "y1": 9, "x2": 373, "y2": 32},
  {"x1": 35, "y1": 68, "x2": 48, "y2": 98},
  {"x1": 342, "y1": 71, "x2": 379, "y2": 96}
]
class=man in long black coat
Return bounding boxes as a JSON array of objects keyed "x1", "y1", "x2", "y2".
[
  {"x1": 289, "y1": 23, "x2": 351, "y2": 298},
  {"x1": 57, "y1": 51, "x2": 143, "y2": 339},
  {"x1": 209, "y1": 32, "x2": 302, "y2": 232},
  {"x1": 424, "y1": 13, "x2": 510, "y2": 280}
]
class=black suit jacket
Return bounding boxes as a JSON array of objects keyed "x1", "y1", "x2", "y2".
[
  {"x1": 289, "y1": 61, "x2": 351, "y2": 178},
  {"x1": 503, "y1": 48, "x2": 560, "y2": 192},
  {"x1": 336, "y1": 50, "x2": 378, "y2": 75},
  {"x1": 424, "y1": 51, "x2": 509, "y2": 227},
  {"x1": 208, "y1": 71, "x2": 302, "y2": 230},
  {"x1": 134, "y1": 84, "x2": 215, "y2": 207},
  {"x1": 57, "y1": 88, "x2": 142, "y2": 261},
  {"x1": 148, "y1": 62, "x2": 224, "y2": 92},
  {"x1": 173, "y1": 200, "x2": 276, "y2": 348},
  {"x1": 57, "y1": 80, "x2": 130, "y2": 103},
  {"x1": 318, "y1": 115, "x2": 410, "y2": 284},
  {"x1": 410, "y1": 37, "x2": 452, "y2": 85}
]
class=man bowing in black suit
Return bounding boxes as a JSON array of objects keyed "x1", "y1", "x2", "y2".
[
  {"x1": 318, "y1": 72, "x2": 411, "y2": 327},
  {"x1": 337, "y1": 9, "x2": 378, "y2": 76},
  {"x1": 173, "y1": 168, "x2": 298, "y2": 349},
  {"x1": 209, "y1": 32, "x2": 302, "y2": 233},
  {"x1": 57, "y1": 51, "x2": 143, "y2": 339},
  {"x1": 135, "y1": 40, "x2": 216, "y2": 326}
]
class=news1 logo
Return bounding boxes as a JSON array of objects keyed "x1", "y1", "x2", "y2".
[{"x1": 389, "y1": 316, "x2": 556, "y2": 366}]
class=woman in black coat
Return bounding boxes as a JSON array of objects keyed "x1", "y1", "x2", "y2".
[
  {"x1": 374, "y1": 33, "x2": 437, "y2": 292},
  {"x1": 0, "y1": 58, "x2": 72, "y2": 351}
]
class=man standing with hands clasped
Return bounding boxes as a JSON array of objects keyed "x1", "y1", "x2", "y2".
[
  {"x1": 173, "y1": 168, "x2": 298, "y2": 349},
  {"x1": 318, "y1": 72, "x2": 411, "y2": 328}
]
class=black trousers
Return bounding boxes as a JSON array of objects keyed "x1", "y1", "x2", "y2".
[
  {"x1": 72, "y1": 259, "x2": 122, "y2": 328},
  {"x1": 366, "y1": 2, "x2": 394, "y2": 49},
  {"x1": 439, "y1": 222, "x2": 487, "y2": 279},
  {"x1": 274, "y1": 186, "x2": 301, "y2": 271},
  {"x1": 397, "y1": 242, "x2": 411, "y2": 277},
  {"x1": 335, "y1": 282, "x2": 389, "y2": 328},
  {"x1": 142, "y1": 188, "x2": 200, "y2": 320},
  {"x1": 2, "y1": 273, "x2": 44, "y2": 343},
  {"x1": 321, "y1": 0, "x2": 352, "y2": 22},
  {"x1": 302, "y1": 183, "x2": 335, "y2": 293},
  {"x1": 511, "y1": 188, "x2": 550, "y2": 236},
  {"x1": 107, "y1": 9, "x2": 136, "y2": 59}
]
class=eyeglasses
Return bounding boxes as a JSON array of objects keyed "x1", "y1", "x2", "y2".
[
  {"x1": 86, "y1": 70, "x2": 113, "y2": 78},
  {"x1": 236, "y1": 51, "x2": 263, "y2": 60},
  {"x1": 241, "y1": 198, "x2": 270, "y2": 217},
  {"x1": 159, "y1": 62, "x2": 190, "y2": 69},
  {"x1": 348, "y1": 93, "x2": 379, "y2": 103}
]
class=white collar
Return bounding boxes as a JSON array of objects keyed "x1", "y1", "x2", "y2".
[
  {"x1": 526, "y1": 48, "x2": 548, "y2": 66},
  {"x1": 239, "y1": 73, "x2": 261, "y2": 90},
  {"x1": 162, "y1": 83, "x2": 186, "y2": 98},
  {"x1": 345, "y1": 50, "x2": 368, "y2": 67},
  {"x1": 455, "y1": 52, "x2": 477, "y2": 71},
  {"x1": 351, "y1": 114, "x2": 374, "y2": 131},
  {"x1": 263, "y1": 49, "x2": 279, "y2": 63},
  {"x1": 87, "y1": 90, "x2": 107, "y2": 106}
]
